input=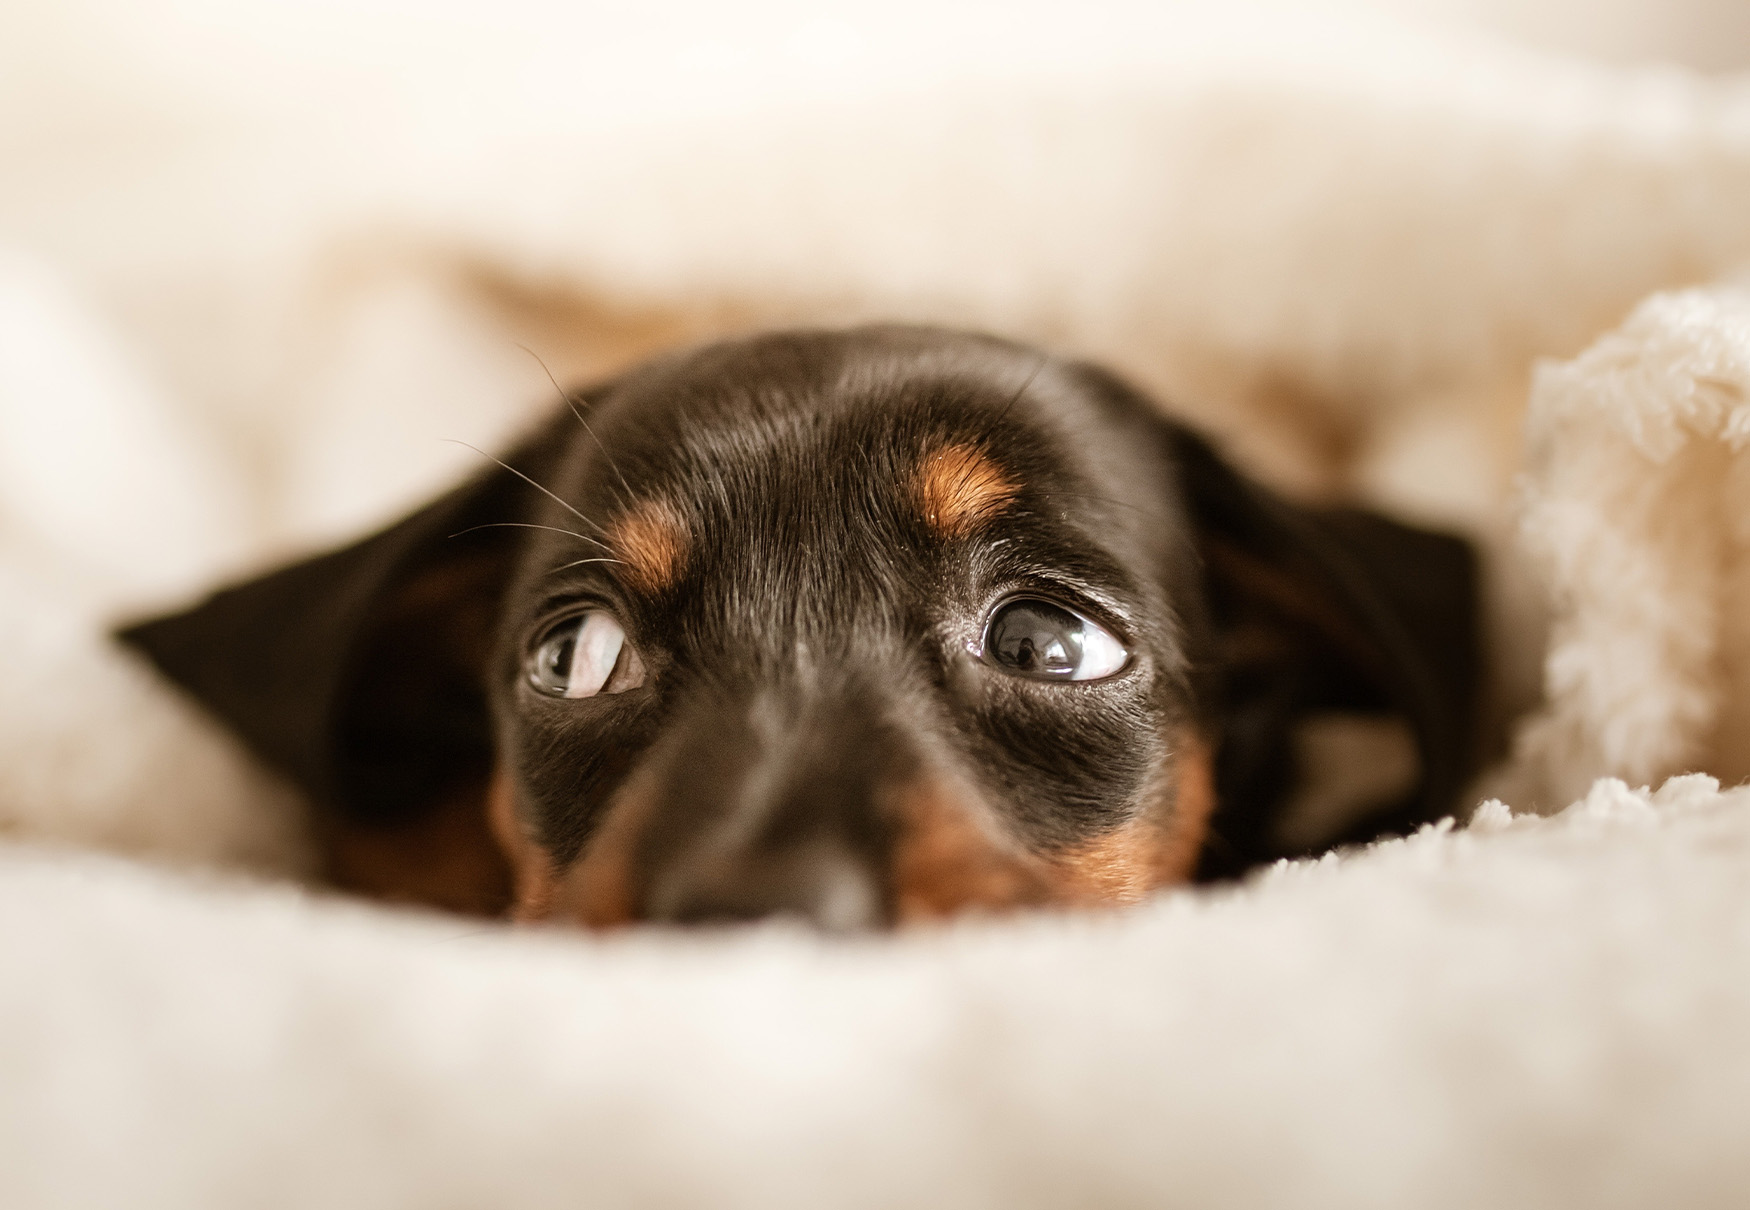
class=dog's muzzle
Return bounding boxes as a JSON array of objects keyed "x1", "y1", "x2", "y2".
[{"x1": 552, "y1": 682, "x2": 920, "y2": 930}]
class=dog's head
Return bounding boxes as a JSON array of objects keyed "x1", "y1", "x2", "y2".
[{"x1": 121, "y1": 327, "x2": 1478, "y2": 927}]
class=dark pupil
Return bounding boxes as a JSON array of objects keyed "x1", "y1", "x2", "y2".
[
  {"x1": 542, "y1": 631, "x2": 576, "y2": 686},
  {"x1": 989, "y1": 600, "x2": 1084, "y2": 675}
]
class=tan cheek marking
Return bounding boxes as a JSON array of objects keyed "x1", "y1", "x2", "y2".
[
  {"x1": 322, "y1": 784, "x2": 512, "y2": 917},
  {"x1": 891, "y1": 774, "x2": 1053, "y2": 923},
  {"x1": 1153, "y1": 731, "x2": 1218, "y2": 883},
  {"x1": 487, "y1": 770, "x2": 556, "y2": 923},
  {"x1": 608, "y1": 499, "x2": 688, "y2": 595},
  {"x1": 545, "y1": 762, "x2": 665, "y2": 929},
  {"x1": 1041, "y1": 817, "x2": 1164, "y2": 904},
  {"x1": 1044, "y1": 730, "x2": 1218, "y2": 897},
  {"x1": 896, "y1": 730, "x2": 1218, "y2": 922},
  {"x1": 915, "y1": 444, "x2": 1020, "y2": 539}
]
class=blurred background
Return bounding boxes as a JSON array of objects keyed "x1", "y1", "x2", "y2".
[{"x1": 1, "y1": 0, "x2": 1747, "y2": 651}]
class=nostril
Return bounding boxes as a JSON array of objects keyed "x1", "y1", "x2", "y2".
[{"x1": 647, "y1": 841, "x2": 887, "y2": 931}]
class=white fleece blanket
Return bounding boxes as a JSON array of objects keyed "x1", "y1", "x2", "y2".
[
  {"x1": 3, "y1": 2, "x2": 1750, "y2": 1206},
  {"x1": 4, "y1": 776, "x2": 1748, "y2": 1209}
]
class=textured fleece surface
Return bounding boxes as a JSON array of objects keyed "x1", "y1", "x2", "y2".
[
  {"x1": 1502, "y1": 287, "x2": 1750, "y2": 806},
  {"x1": 3, "y1": 776, "x2": 1749, "y2": 1210},
  {"x1": 3, "y1": 2, "x2": 1750, "y2": 1206}
]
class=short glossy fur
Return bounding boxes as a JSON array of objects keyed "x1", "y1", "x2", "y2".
[{"x1": 122, "y1": 327, "x2": 1479, "y2": 928}]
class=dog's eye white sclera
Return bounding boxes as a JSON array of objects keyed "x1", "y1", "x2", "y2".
[
  {"x1": 528, "y1": 612, "x2": 644, "y2": 698},
  {"x1": 983, "y1": 599, "x2": 1128, "y2": 682}
]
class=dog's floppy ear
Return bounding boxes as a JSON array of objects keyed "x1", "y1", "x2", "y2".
[
  {"x1": 1070, "y1": 364, "x2": 1480, "y2": 877},
  {"x1": 117, "y1": 407, "x2": 576, "y2": 906},
  {"x1": 1165, "y1": 425, "x2": 1481, "y2": 876}
]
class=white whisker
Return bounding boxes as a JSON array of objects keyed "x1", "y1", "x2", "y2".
[
  {"x1": 449, "y1": 521, "x2": 613, "y2": 553},
  {"x1": 442, "y1": 439, "x2": 607, "y2": 536},
  {"x1": 516, "y1": 343, "x2": 636, "y2": 501},
  {"x1": 546, "y1": 557, "x2": 626, "y2": 576}
]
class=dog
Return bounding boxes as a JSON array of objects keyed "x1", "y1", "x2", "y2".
[{"x1": 120, "y1": 326, "x2": 1479, "y2": 928}]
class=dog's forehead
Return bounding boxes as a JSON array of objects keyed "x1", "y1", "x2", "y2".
[
  {"x1": 611, "y1": 333, "x2": 1091, "y2": 489},
  {"x1": 583, "y1": 337, "x2": 1095, "y2": 564},
  {"x1": 523, "y1": 331, "x2": 1168, "y2": 659},
  {"x1": 605, "y1": 333, "x2": 1052, "y2": 455}
]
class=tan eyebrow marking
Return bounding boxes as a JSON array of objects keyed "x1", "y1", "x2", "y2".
[
  {"x1": 607, "y1": 498, "x2": 688, "y2": 594},
  {"x1": 915, "y1": 443, "x2": 1020, "y2": 538}
]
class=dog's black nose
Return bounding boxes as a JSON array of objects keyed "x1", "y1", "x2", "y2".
[
  {"x1": 645, "y1": 837, "x2": 885, "y2": 931},
  {"x1": 629, "y1": 684, "x2": 905, "y2": 931}
]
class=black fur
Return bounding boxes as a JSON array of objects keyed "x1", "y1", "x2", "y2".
[{"x1": 120, "y1": 326, "x2": 1479, "y2": 924}]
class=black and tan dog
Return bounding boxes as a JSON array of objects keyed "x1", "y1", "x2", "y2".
[{"x1": 122, "y1": 326, "x2": 1478, "y2": 928}]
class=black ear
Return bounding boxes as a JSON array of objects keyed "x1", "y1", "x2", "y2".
[
  {"x1": 1164, "y1": 425, "x2": 1481, "y2": 877},
  {"x1": 116, "y1": 408, "x2": 575, "y2": 842},
  {"x1": 1065, "y1": 361, "x2": 1481, "y2": 877}
]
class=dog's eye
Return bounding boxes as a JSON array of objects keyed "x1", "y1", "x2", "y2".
[
  {"x1": 982, "y1": 598, "x2": 1128, "y2": 681},
  {"x1": 528, "y1": 612, "x2": 646, "y2": 698}
]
